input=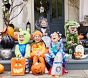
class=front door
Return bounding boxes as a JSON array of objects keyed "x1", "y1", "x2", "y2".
[
  {"x1": 34, "y1": 0, "x2": 65, "y2": 36},
  {"x1": 47, "y1": 0, "x2": 65, "y2": 36}
]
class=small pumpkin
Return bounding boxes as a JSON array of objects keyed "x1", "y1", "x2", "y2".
[
  {"x1": 0, "y1": 64, "x2": 4, "y2": 74},
  {"x1": 1, "y1": 35, "x2": 14, "y2": 49},
  {"x1": 74, "y1": 52, "x2": 82, "y2": 59},
  {"x1": 2, "y1": 24, "x2": 14, "y2": 38},
  {"x1": 31, "y1": 63, "x2": 45, "y2": 75},
  {"x1": 13, "y1": 32, "x2": 19, "y2": 41},
  {"x1": 78, "y1": 34, "x2": 84, "y2": 40}
]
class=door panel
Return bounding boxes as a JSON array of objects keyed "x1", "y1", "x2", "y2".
[
  {"x1": 34, "y1": 0, "x2": 65, "y2": 36},
  {"x1": 47, "y1": 0, "x2": 65, "y2": 36}
]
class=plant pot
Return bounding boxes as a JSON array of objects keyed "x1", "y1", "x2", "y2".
[{"x1": 0, "y1": 49, "x2": 12, "y2": 60}]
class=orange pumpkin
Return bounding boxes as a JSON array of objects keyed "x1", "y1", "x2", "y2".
[
  {"x1": 31, "y1": 63, "x2": 45, "y2": 75},
  {"x1": 2, "y1": 25, "x2": 14, "y2": 38},
  {"x1": 0, "y1": 64, "x2": 4, "y2": 74},
  {"x1": 11, "y1": 58, "x2": 26, "y2": 76},
  {"x1": 74, "y1": 52, "x2": 82, "y2": 59},
  {"x1": 13, "y1": 32, "x2": 19, "y2": 41},
  {"x1": 78, "y1": 34, "x2": 84, "y2": 40}
]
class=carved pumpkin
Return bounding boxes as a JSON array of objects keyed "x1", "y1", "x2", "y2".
[
  {"x1": 78, "y1": 34, "x2": 84, "y2": 40},
  {"x1": 11, "y1": 58, "x2": 26, "y2": 75},
  {"x1": 31, "y1": 63, "x2": 45, "y2": 75},
  {"x1": 74, "y1": 45, "x2": 84, "y2": 59},
  {"x1": 1, "y1": 35, "x2": 14, "y2": 49},
  {"x1": 0, "y1": 64, "x2": 4, "y2": 74},
  {"x1": 2, "y1": 25, "x2": 14, "y2": 38}
]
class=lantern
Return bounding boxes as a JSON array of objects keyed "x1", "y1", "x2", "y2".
[{"x1": 11, "y1": 58, "x2": 26, "y2": 76}]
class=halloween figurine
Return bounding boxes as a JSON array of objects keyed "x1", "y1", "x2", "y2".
[
  {"x1": 74, "y1": 44, "x2": 88, "y2": 59},
  {"x1": 31, "y1": 30, "x2": 48, "y2": 75},
  {"x1": 65, "y1": 20, "x2": 80, "y2": 59},
  {"x1": 15, "y1": 28, "x2": 30, "y2": 73},
  {"x1": 36, "y1": 18, "x2": 50, "y2": 36},
  {"x1": 45, "y1": 32, "x2": 67, "y2": 75}
]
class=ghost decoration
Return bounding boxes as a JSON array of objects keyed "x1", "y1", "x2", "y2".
[{"x1": 74, "y1": 45, "x2": 85, "y2": 59}]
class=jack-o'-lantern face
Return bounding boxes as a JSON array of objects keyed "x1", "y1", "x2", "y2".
[
  {"x1": 11, "y1": 58, "x2": 26, "y2": 75},
  {"x1": 31, "y1": 63, "x2": 45, "y2": 75},
  {"x1": 74, "y1": 52, "x2": 82, "y2": 59},
  {"x1": 74, "y1": 45, "x2": 84, "y2": 59},
  {"x1": 13, "y1": 63, "x2": 24, "y2": 74}
]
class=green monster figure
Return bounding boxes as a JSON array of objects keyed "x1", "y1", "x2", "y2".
[
  {"x1": 65, "y1": 20, "x2": 80, "y2": 59},
  {"x1": 15, "y1": 28, "x2": 31, "y2": 73}
]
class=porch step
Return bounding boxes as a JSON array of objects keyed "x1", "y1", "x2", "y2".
[
  {"x1": 66, "y1": 56, "x2": 88, "y2": 70},
  {"x1": 1, "y1": 57, "x2": 88, "y2": 71}
]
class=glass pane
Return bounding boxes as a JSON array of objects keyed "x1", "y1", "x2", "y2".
[
  {"x1": 34, "y1": 0, "x2": 48, "y2": 21},
  {"x1": 52, "y1": 0, "x2": 56, "y2": 18},
  {"x1": 58, "y1": 0, "x2": 62, "y2": 17}
]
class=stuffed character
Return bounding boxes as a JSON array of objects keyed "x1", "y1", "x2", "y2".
[
  {"x1": 45, "y1": 32, "x2": 67, "y2": 74},
  {"x1": 36, "y1": 18, "x2": 50, "y2": 36},
  {"x1": 65, "y1": 20, "x2": 80, "y2": 59},
  {"x1": 74, "y1": 44, "x2": 88, "y2": 59},
  {"x1": 31, "y1": 30, "x2": 47, "y2": 75},
  {"x1": 15, "y1": 28, "x2": 31, "y2": 73}
]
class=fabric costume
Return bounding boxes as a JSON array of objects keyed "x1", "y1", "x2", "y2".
[
  {"x1": 65, "y1": 20, "x2": 80, "y2": 58},
  {"x1": 15, "y1": 28, "x2": 31, "y2": 73},
  {"x1": 30, "y1": 31, "x2": 49, "y2": 75},
  {"x1": 31, "y1": 41, "x2": 47, "y2": 65},
  {"x1": 45, "y1": 39, "x2": 66, "y2": 71}
]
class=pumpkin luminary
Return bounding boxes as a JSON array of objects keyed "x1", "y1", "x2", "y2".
[
  {"x1": 11, "y1": 58, "x2": 26, "y2": 75},
  {"x1": 0, "y1": 64, "x2": 4, "y2": 74}
]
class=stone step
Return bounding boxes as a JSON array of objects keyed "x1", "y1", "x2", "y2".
[
  {"x1": 66, "y1": 56, "x2": 88, "y2": 70},
  {"x1": 1, "y1": 57, "x2": 88, "y2": 71}
]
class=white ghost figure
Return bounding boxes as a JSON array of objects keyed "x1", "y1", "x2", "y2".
[
  {"x1": 51, "y1": 52, "x2": 63, "y2": 76},
  {"x1": 75, "y1": 45, "x2": 88, "y2": 59}
]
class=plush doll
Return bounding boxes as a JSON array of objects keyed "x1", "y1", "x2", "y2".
[
  {"x1": 65, "y1": 20, "x2": 80, "y2": 59},
  {"x1": 15, "y1": 28, "x2": 30, "y2": 73},
  {"x1": 36, "y1": 18, "x2": 50, "y2": 36},
  {"x1": 31, "y1": 30, "x2": 47, "y2": 75},
  {"x1": 45, "y1": 32, "x2": 67, "y2": 75}
]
